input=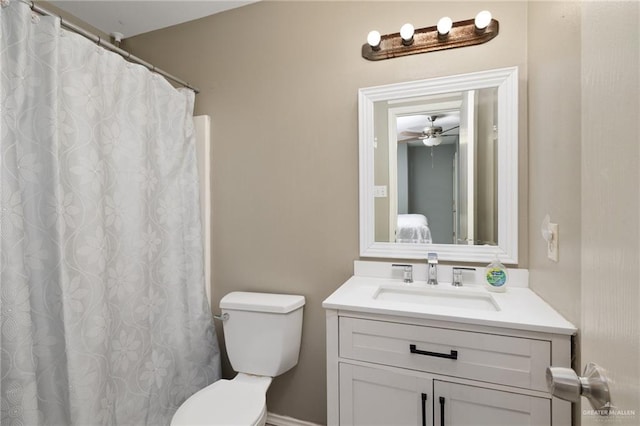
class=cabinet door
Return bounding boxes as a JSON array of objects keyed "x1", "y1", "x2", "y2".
[
  {"x1": 433, "y1": 381, "x2": 550, "y2": 426},
  {"x1": 339, "y1": 363, "x2": 431, "y2": 426}
]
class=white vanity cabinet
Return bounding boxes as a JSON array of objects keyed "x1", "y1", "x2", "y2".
[{"x1": 326, "y1": 311, "x2": 572, "y2": 426}]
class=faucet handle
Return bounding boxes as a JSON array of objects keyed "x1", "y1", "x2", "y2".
[
  {"x1": 391, "y1": 264, "x2": 413, "y2": 283},
  {"x1": 452, "y1": 267, "x2": 476, "y2": 286},
  {"x1": 426, "y1": 253, "x2": 438, "y2": 285}
]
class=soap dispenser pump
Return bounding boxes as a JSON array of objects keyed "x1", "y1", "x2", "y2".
[{"x1": 485, "y1": 254, "x2": 508, "y2": 292}]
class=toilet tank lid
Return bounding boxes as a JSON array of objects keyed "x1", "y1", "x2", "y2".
[{"x1": 220, "y1": 292, "x2": 305, "y2": 313}]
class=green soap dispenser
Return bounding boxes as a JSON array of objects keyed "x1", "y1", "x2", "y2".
[{"x1": 485, "y1": 254, "x2": 508, "y2": 292}]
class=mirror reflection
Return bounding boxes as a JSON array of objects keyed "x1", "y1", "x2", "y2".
[
  {"x1": 374, "y1": 88, "x2": 499, "y2": 246},
  {"x1": 359, "y1": 67, "x2": 518, "y2": 262}
]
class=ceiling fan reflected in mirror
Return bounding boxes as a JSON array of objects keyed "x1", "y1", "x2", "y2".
[{"x1": 399, "y1": 115, "x2": 460, "y2": 147}]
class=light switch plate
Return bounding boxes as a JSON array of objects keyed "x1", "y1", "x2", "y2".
[{"x1": 374, "y1": 185, "x2": 387, "y2": 198}]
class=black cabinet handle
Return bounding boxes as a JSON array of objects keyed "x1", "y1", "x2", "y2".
[
  {"x1": 439, "y1": 396, "x2": 445, "y2": 426},
  {"x1": 421, "y1": 393, "x2": 427, "y2": 426},
  {"x1": 410, "y1": 344, "x2": 458, "y2": 360}
]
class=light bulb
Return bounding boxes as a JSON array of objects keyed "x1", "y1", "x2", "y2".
[
  {"x1": 437, "y1": 17, "x2": 453, "y2": 36},
  {"x1": 400, "y1": 23, "x2": 414, "y2": 45},
  {"x1": 475, "y1": 10, "x2": 492, "y2": 30},
  {"x1": 367, "y1": 30, "x2": 381, "y2": 48}
]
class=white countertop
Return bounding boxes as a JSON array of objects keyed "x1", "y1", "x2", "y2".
[{"x1": 323, "y1": 275, "x2": 577, "y2": 336}]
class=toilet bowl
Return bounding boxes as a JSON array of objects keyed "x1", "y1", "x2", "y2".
[{"x1": 171, "y1": 292, "x2": 305, "y2": 426}]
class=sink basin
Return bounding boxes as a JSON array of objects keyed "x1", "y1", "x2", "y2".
[{"x1": 373, "y1": 284, "x2": 500, "y2": 312}]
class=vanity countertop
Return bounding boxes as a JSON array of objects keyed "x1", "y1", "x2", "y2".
[{"x1": 323, "y1": 275, "x2": 577, "y2": 336}]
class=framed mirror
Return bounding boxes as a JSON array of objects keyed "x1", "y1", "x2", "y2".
[{"x1": 359, "y1": 67, "x2": 518, "y2": 263}]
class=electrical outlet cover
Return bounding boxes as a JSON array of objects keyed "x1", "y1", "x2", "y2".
[{"x1": 547, "y1": 223, "x2": 559, "y2": 262}]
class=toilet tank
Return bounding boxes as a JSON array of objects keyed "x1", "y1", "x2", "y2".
[{"x1": 220, "y1": 292, "x2": 305, "y2": 377}]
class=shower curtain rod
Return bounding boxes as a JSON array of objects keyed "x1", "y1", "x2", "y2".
[{"x1": 25, "y1": 1, "x2": 200, "y2": 94}]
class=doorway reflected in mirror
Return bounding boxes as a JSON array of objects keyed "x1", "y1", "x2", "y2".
[{"x1": 374, "y1": 88, "x2": 498, "y2": 246}]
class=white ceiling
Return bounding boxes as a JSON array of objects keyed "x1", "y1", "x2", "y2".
[
  {"x1": 397, "y1": 112, "x2": 460, "y2": 144},
  {"x1": 51, "y1": 1, "x2": 258, "y2": 39}
]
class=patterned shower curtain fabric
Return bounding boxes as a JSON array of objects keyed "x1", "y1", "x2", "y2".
[{"x1": 0, "y1": 2, "x2": 221, "y2": 425}]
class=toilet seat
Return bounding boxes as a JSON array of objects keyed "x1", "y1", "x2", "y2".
[{"x1": 171, "y1": 375, "x2": 272, "y2": 426}]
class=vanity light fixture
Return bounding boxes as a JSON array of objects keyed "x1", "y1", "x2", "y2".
[{"x1": 362, "y1": 11, "x2": 498, "y2": 61}]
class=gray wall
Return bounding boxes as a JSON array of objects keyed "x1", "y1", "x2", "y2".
[
  {"x1": 527, "y1": 1, "x2": 582, "y2": 328},
  {"x1": 374, "y1": 98, "x2": 391, "y2": 241},
  {"x1": 397, "y1": 143, "x2": 409, "y2": 215},
  {"x1": 408, "y1": 144, "x2": 456, "y2": 244},
  {"x1": 125, "y1": 1, "x2": 528, "y2": 423},
  {"x1": 476, "y1": 88, "x2": 498, "y2": 245}
]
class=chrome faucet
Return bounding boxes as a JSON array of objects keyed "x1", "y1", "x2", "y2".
[
  {"x1": 452, "y1": 267, "x2": 476, "y2": 287},
  {"x1": 392, "y1": 264, "x2": 413, "y2": 283},
  {"x1": 427, "y1": 253, "x2": 438, "y2": 285}
]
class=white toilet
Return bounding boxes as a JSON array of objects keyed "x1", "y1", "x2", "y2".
[{"x1": 171, "y1": 291, "x2": 305, "y2": 426}]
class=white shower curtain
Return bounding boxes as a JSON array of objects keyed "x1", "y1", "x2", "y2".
[{"x1": 0, "y1": 2, "x2": 221, "y2": 425}]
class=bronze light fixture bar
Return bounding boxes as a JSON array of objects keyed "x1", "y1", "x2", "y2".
[{"x1": 362, "y1": 17, "x2": 499, "y2": 61}]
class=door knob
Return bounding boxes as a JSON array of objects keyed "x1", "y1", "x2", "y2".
[{"x1": 546, "y1": 362, "x2": 612, "y2": 415}]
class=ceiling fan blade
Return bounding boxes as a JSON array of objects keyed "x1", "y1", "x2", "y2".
[
  {"x1": 441, "y1": 125, "x2": 460, "y2": 134},
  {"x1": 398, "y1": 132, "x2": 421, "y2": 141},
  {"x1": 400, "y1": 130, "x2": 423, "y2": 137},
  {"x1": 398, "y1": 137, "x2": 421, "y2": 144}
]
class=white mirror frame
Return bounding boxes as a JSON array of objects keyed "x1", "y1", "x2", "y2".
[{"x1": 359, "y1": 67, "x2": 518, "y2": 264}]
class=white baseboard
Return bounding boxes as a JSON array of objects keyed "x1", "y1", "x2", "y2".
[{"x1": 266, "y1": 412, "x2": 323, "y2": 426}]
